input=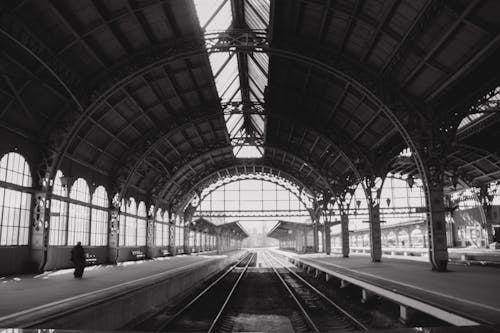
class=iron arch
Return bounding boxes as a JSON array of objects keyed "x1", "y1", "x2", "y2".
[{"x1": 44, "y1": 31, "x2": 424, "y2": 196}]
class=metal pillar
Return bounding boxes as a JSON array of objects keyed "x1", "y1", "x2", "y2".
[
  {"x1": 478, "y1": 184, "x2": 496, "y2": 245},
  {"x1": 369, "y1": 203, "x2": 382, "y2": 262},
  {"x1": 145, "y1": 215, "x2": 155, "y2": 259},
  {"x1": 31, "y1": 191, "x2": 49, "y2": 272},
  {"x1": 108, "y1": 197, "x2": 120, "y2": 264},
  {"x1": 184, "y1": 224, "x2": 190, "y2": 254},
  {"x1": 341, "y1": 213, "x2": 349, "y2": 257},
  {"x1": 313, "y1": 221, "x2": 319, "y2": 252},
  {"x1": 324, "y1": 223, "x2": 331, "y2": 255},
  {"x1": 216, "y1": 230, "x2": 223, "y2": 254},
  {"x1": 427, "y1": 183, "x2": 448, "y2": 271},
  {"x1": 168, "y1": 222, "x2": 176, "y2": 255}
]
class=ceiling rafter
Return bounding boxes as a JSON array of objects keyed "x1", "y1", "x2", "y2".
[
  {"x1": 400, "y1": 0, "x2": 481, "y2": 89},
  {"x1": 360, "y1": 0, "x2": 401, "y2": 63},
  {"x1": 379, "y1": 0, "x2": 441, "y2": 75},
  {"x1": 91, "y1": 0, "x2": 135, "y2": 54},
  {"x1": 339, "y1": 0, "x2": 365, "y2": 53},
  {"x1": 47, "y1": 0, "x2": 107, "y2": 67}
]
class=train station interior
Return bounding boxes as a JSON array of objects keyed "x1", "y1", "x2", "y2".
[{"x1": 1, "y1": 0, "x2": 500, "y2": 332}]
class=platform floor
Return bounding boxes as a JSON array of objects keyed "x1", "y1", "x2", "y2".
[
  {"x1": 273, "y1": 249, "x2": 500, "y2": 325},
  {"x1": 0, "y1": 251, "x2": 243, "y2": 320}
]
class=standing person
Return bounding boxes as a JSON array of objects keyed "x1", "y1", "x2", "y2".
[{"x1": 71, "y1": 241, "x2": 86, "y2": 278}]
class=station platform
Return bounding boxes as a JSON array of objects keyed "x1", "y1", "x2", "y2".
[
  {"x1": 272, "y1": 249, "x2": 500, "y2": 327},
  {"x1": 0, "y1": 250, "x2": 246, "y2": 329}
]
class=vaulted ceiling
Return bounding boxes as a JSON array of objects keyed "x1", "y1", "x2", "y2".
[{"x1": 1, "y1": 0, "x2": 500, "y2": 208}]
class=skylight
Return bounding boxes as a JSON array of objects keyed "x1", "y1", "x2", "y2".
[
  {"x1": 193, "y1": 0, "x2": 270, "y2": 159},
  {"x1": 194, "y1": 0, "x2": 232, "y2": 31}
]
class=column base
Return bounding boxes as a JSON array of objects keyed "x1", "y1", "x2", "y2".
[{"x1": 432, "y1": 260, "x2": 448, "y2": 272}]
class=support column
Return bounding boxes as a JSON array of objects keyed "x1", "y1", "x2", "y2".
[
  {"x1": 312, "y1": 221, "x2": 319, "y2": 252},
  {"x1": 184, "y1": 224, "x2": 190, "y2": 254},
  {"x1": 364, "y1": 177, "x2": 384, "y2": 262},
  {"x1": 216, "y1": 229, "x2": 222, "y2": 254},
  {"x1": 324, "y1": 223, "x2": 331, "y2": 255},
  {"x1": 341, "y1": 212, "x2": 349, "y2": 257},
  {"x1": 369, "y1": 202, "x2": 382, "y2": 262},
  {"x1": 108, "y1": 196, "x2": 120, "y2": 264},
  {"x1": 145, "y1": 213, "x2": 155, "y2": 259},
  {"x1": 169, "y1": 222, "x2": 176, "y2": 256},
  {"x1": 30, "y1": 190, "x2": 49, "y2": 272},
  {"x1": 425, "y1": 157, "x2": 449, "y2": 271},
  {"x1": 478, "y1": 184, "x2": 495, "y2": 246}
]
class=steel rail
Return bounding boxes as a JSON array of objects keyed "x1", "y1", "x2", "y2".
[
  {"x1": 155, "y1": 252, "x2": 253, "y2": 332},
  {"x1": 207, "y1": 252, "x2": 256, "y2": 333},
  {"x1": 266, "y1": 250, "x2": 369, "y2": 331},
  {"x1": 261, "y1": 250, "x2": 320, "y2": 332}
]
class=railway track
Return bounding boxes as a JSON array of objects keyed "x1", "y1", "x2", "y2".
[
  {"x1": 134, "y1": 249, "x2": 367, "y2": 332},
  {"x1": 261, "y1": 250, "x2": 368, "y2": 332},
  {"x1": 134, "y1": 251, "x2": 256, "y2": 332}
]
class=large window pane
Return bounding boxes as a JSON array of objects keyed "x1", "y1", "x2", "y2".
[{"x1": 0, "y1": 153, "x2": 32, "y2": 246}]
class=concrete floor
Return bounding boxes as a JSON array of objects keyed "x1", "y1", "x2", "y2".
[
  {"x1": 274, "y1": 249, "x2": 500, "y2": 325},
  {"x1": 0, "y1": 252, "x2": 241, "y2": 319}
]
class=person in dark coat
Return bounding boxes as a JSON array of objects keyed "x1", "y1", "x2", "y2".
[{"x1": 71, "y1": 241, "x2": 86, "y2": 278}]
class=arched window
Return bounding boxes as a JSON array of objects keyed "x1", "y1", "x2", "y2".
[
  {"x1": 348, "y1": 183, "x2": 368, "y2": 230},
  {"x1": 155, "y1": 209, "x2": 163, "y2": 246},
  {"x1": 387, "y1": 231, "x2": 397, "y2": 247},
  {"x1": 125, "y1": 198, "x2": 137, "y2": 246},
  {"x1": 91, "y1": 186, "x2": 108, "y2": 246},
  {"x1": 0, "y1": 152, "x2": 32, "y2": 245},
  {"x1": 411, "y1": 228, "x2": 424, "y2": 248},
  {"x1": 68, "y1": 178, "x2": 90, "y2": 246},
  {"x1": 162, "y1": 213, "x2": 169, "y2": 247},
  {"x1": 398, "y1": 230, "x2": 410, "y2": 247},
  {"x1": 137, "y1": 201, "x2": 147, "y2": 246},
  {"x1": 49, "y1": 170, "x2": 67, "y2": 245},
  {"x1": 380, "y1": 176, "x2": 426, "y2": 225}
]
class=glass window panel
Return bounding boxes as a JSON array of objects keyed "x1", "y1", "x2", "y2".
[
  {"x1": 212, "y1": 201, "x2": 224, "y2": 210},
  {"x1": 68, "y1": 202, "x2": 90, "y2": 246},
  {"x1": 242, "y1": 191, "x2": 262, "y2": 201},
  {"x1": 53, "y1": 170, "x2": 66, "y2": 197},
  {"x1": 91, "y1": 208, "x2": 108, "y2": 246},
  {"x1": 262, "y1": 190, "x2": 276, "y2": 201},
  {"x1": 137, "y1": 219, "x2": 147, "y2": 246},
  {"x1": 138, "y1": 201, "x2": 147, "y2": 217},
  {"x1": 70, "y1": 178, "x2": 90, "y2": 203},
  {"x1": 0, "y1": 152, "x2": 32, "y2": 187},
  {"x1": 155, "y1": 222, "x2": 162, "y2": 246},
  {"x1": 194, "y1": 0, "x2": 232, "y2": 31},
  {"x1": 211, "y1": 190, "x2": 224, "y2": 201},
  {"x1": 92, "y1": 186, "x2": 108, "y2": 207},
  {"x1": 277, "y1": 200, "x2": 290, "y2": 210},
  {"x1": 276, "y1": 190, "x2": 289, "y2": 201},
  {"x1": 250, "y1": 114, "x2": 265, "y2": 135},
  {"x1": 225, "y1": 182, "x2": 239, "y2": 191},
  {"x1": 263, "y1": 200, "x2": 276, "y2": 211},
  {"x1": 233, "y1": 145, "x2": 263, "y2": 158},
  {"x1": 240, "y1": 200, "x2": 262, "y2": 211},
  {"x1": 0, "y1": 153, "x2": 32, "y2": 246},
  {"x1": 163, "y1": 223, "x2": 169, "y2": 246},
  {"x1": 49, "y1": 199, "x2": 67, "y2": 245},
  {"x1": 225, "y1": 200, "x2": 239, "y2": 210},
  {"x1": 125, "y1": 214, "x2": 137, "y2": 246}
]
